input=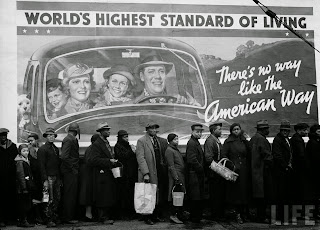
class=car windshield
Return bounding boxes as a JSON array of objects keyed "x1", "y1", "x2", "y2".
[{"x1": 44, "y1": 46, "x2": 206, "y2": 121}]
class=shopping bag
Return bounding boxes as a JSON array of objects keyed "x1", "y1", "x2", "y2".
[{"x1": 134, "y1": 182, "x2": 157, "y2": 214}]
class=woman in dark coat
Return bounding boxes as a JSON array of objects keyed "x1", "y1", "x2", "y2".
[
  {"x1": 306, "y1": 124, "x2": 320, "y2": 217},
  {"x1": 114, "y1": 130, "x2": 138, "y2": 220},
  {"x1": 79, "y1": 134, "x2": 100, "y2": 221},
  {"x1": 165, "y1": 133, "x2": 185, "y2": 224},
  {"x1": 221, "y1": 123, "x2": 250, "y2": 224}
]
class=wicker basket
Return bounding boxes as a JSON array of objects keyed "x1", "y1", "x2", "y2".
[{"x1": 209, "y1": 158, "x2": 239, "y2": 182}]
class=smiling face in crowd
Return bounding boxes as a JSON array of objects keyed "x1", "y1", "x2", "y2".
[
  {"x1": 68, "y1": 75, "x2": 91, "y2": 103},
  {"x1": 107, "y1": 74, "x2": 129, "y2": 98},
  {"x1": 140, "y1": 65, "x2": 166, "y2": 95}
]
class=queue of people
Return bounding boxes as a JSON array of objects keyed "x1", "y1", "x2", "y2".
[{"x1": 1, "y1": 119, "x2": 320, "y2": 228}]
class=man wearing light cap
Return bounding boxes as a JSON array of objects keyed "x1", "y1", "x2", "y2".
[
  {"x1": 136, "y1": 122, "x2": 168, "y2": 225},
  {"x1": 87, "y1": 122, "x2": 117, "y2": 225},
  {"x1": 38, "y1": 127, "x2": 61, "y2": 227},
  {"x1": 249, "y1": 120, "x2": 273, "y2": 223},
  {"x1": 0, "y1": 128, "x2": 19, "y2": 227},
  {"x1": 186, "y1": 124, "x2": 205, "y2": 223},
  {"x1": 61, "y1": 122, "x2": 80, "y2": 224}
]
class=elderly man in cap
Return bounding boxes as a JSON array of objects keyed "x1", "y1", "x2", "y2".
[
  {"x1": 0, "y1": 128, "x2": 18, "y2": 227},
  {"x1": 136, "y1": 122, "x2": 168, "y2": 225},
  {"x1": 87, "y1": 122, "x2": 118, "y2": 225},
  {"x1": 62, "y1": 63, "x2": 95, "y2": 114},
  {"x1": 290, "y1": 123, "x2": 310, "y2": 204},
  {"x1": 204, "y1": 122, "x2": 226, "y2": 221},
  {"x1": 272, "y1": 120, "x2": 294, "y2": 223},
  {"x1": 134, "y1": 53, "x2": 200, "y2": 106},
  {"x1": 249, "y1": 120, "x2": 273, "y2": 223},
  {"x1": 60, "y1": 122, "x2": 80, "y2": 224},
  {"x1": 38, "y1": 128, "x2": 61, "y2": 228},
  {"x1": 186, "y1": 124, "x2": 205, "y2": 223}
]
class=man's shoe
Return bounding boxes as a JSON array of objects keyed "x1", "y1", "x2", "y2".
[
  {"x1": 144, "y1": 218, "x2": 154, "y2": 225},
  {"x1": 46, "y1": 221, "x2": 57, "y2": 228},
  {"x1": 170, "y1": 215, "x2": 183, "y2": 224},
  {"x1": 19, "y1": 220, "x2": 34, "y2": 228},
  {"x1": 103, "y1": 219, "x2": 114, "y2": 225},
  {"x1": 152, "y1": 216, "x2": 165, "y2": 222}
]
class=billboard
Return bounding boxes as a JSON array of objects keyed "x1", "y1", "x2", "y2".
[{"x1": 14, "y1": 0, "x2": 319, "y2": 143}]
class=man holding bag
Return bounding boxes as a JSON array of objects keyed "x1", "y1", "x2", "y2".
[{"x1": 136, "y1": 123, "x2": 168, "y2": 225}]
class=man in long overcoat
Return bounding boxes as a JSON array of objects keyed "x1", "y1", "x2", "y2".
[
  {"x1": 290, "y1": 123, "x2": 310, "y2": 203},
  {"x1": 249, "y1": 120, "x2": 273, "y2": 223},
  {"x1": 186, "y1": 124, "x2": 205, "y2": 223},
  {"x1": 272, "y1": 120, "x2": 294, "y2": 222},
  {"x1": 87, "y1": 122, "x2": 117, "y2": 225},
  {"x1": 0, "y1": 128, "x2": 18, "y2": 227},
  {"x1": 204, "y1": 122, "x2": 226, "y2": 220},
  {"x1": 61, "y1": 122, "x2": 80, "y2": 224},
  {"x1": 136, "y1": 123, "x2": 168, "y2": 225}
]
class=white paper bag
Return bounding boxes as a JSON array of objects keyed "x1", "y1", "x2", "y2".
[{"x1": 134, "y1": 182, "x2": 157, "y2": 214}]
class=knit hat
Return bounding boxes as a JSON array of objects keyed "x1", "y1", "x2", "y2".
[
  {"x1": 230, "y1": 123, "x2": 241, "y2": 133},
  {"x1": 167, "y1": 133, "x2": 177, "y2": 143}
]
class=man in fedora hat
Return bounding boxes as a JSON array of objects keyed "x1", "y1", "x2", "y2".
[
  {"x1": 272, "y1": 120, "x2": 294, "y2": 223},
  {"x1": 0, "y1": 128, "x2": 19, "y2": 227},
  {"x1": 134, "y1": 53, "x2": 200, "y2": 106},
  {"x1": 290, "y1": 123, "x2": 310, "y2": 204},
  {"x1": 136, "y1": 122, "x2": 168, "y2": 225},
  {"x1": 37, "y1": 128, "x2": 61, "y2": 227},
  {"x1": 60, "y1": 122, "x2": 80, "y2": 224},
  {"x1": 249, "y1": 120, "x2": 273, "y2": 223},
  {"x1": 186, "y1": 124, "x2": 205, "y2": 223},
  {"x1": 204, "y1": 122, "x2": 226, "y2": 221},
  {"x1": 87, "y1": 122, "x2": 118, "y2": 225}
]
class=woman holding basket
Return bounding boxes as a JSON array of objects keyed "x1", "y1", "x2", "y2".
[{"x1": 221, "y1": 123, "x2": 250, "y2": 224}]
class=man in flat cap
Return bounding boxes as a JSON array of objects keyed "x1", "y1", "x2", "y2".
[
  {"x1": 37, "y1": 128, "x2": 61, "y2": 228},
  {"x1": 204, "y1": 122, "x2": 226, "y2": 221},
  {"x1": 272, "y1": 120, "x2": 294, "y2": 223},
  {"x1": 186, "y1": 124, "x2": 205, "y2": 223},
  {"x1": 136, "y1": 123, "x2": 168, "y2": 225},
  {"x1": 61, "y1": 122, "x2": 81, "y2": 224},
  {"x1": 0, "y1": 128, "x2": 18, "y2": 227},
  {"x1": 87, "y1": 122, "x2": 117, "y2": 225},
  {"x1": 134, "y1": 53, "x2": 200, "y2": 106},
  {"x1": 249, "y1": 120, "x2": 273, "y2": 223},
  {"x1": 290, "y1": 123, "x2": 310, "y2": 205}
]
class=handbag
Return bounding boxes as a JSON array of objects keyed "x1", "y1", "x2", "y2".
[
  {"x1": 209, "y1": 158, "x2": 239, "y2": 182},
  {"x1": 134, "y1": 182, "x2": 157, "y2": 214}
]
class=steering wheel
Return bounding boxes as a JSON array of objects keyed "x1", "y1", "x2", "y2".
[{"x1": 135, "y1": 95, "x2": 178, "y2": 104}]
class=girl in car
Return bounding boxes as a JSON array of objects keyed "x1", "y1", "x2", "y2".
[{"x1": 94, "y1": 65, "x2": 136, "y2": 107}]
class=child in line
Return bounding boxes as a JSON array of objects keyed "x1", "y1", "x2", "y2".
[{"x1": 15, "y1": 144, "x2": 35, "y2": 227}]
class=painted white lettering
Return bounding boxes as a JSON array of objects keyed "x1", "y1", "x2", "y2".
[
  {"x1": 280, "y1": 89, "x2": 314, "y2": 114},
  {"x1": 275, "y1": 60, "x2": 301, "y2": 77}
]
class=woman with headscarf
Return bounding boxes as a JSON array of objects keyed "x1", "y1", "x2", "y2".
[
  {"x1": 114, "y1": 130, "x2": 138, "y2": 220},
  {"x1": 221, "y1": 123, "x2": 250, "y2": 224},
  {"x1": 165, "y1": 133, "x2": 185, "y2": 224}
]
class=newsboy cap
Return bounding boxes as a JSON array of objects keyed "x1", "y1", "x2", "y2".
[
  {"x1": 96, "y1": 122, "x2": 111, "y2": 132},
  {"x1": 294, "y1": 123, "x2": 309, "y2": 132},
  {"x1": 0, "y1": 128, "x2": 9, "y2": 134},
  {"x1": 145, "y1": 123, "x2": 160, "y2": 129},
  {"x1": 43, "y1": 127, "x2": 57, "y2": 138},
  {"x1": 191, "y1": 124, "x2": 204, "y2": 131},
  {"x1": 117, "y1": 130, "x2": 129, "y2": 137},
  {"x1": 255, "y1": 120, "x2": 270, "y2": 129}
]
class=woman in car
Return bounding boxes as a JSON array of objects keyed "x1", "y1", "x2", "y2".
[
  {"x1": 94, "y1": 65, "x2": 136, "y2": 107},
  {"x1": 221, "y1": 123, "x2": 250, "y2": 224},
  {"x1": 62, "y1": 63, "x2": 96, "y2": 114}
]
